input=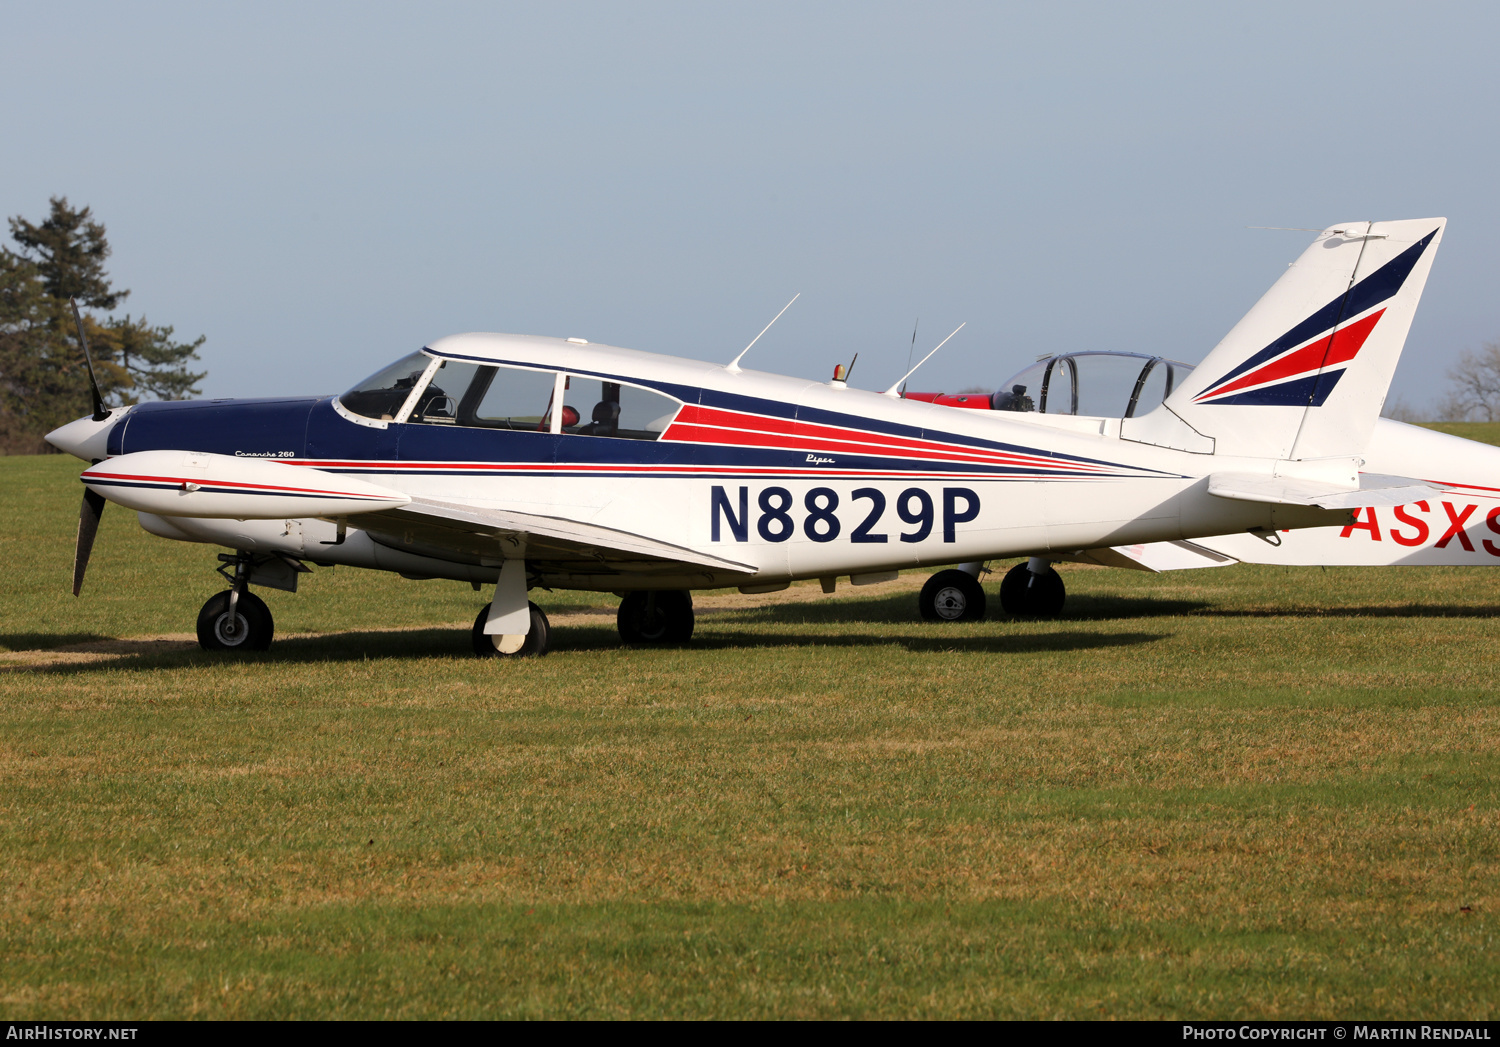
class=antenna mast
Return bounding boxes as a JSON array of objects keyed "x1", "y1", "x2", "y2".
[
  {"x1": 882, "y1": 323, "x2": 965, "y2": 397},
  {"x1": 726, "y1": 293, "x2": 800, "y2": 373}
]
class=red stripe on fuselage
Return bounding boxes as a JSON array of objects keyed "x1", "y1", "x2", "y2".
[{"x1": 662, "y1": 406, "x2": 1109, "y2": 472}]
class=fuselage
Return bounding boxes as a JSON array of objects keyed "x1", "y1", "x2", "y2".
[{"x1": 56, "y1": 332, "x2": 1351, "y2": 591}]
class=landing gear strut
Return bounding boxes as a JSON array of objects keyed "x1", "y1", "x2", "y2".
[
  {"x1": 999, "y1": 558, "x2": 1066, "y2": 617},
  {"x1": 617, "y1": 590, "x2": 695, "y2": 643},
  {"x1": 197, "y1": 551, "x2": 275, "y2": 651}
]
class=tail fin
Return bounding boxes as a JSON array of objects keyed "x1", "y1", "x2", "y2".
[{"x1": 1154, "y1": 219, "x2": 1445, "y2": 461}]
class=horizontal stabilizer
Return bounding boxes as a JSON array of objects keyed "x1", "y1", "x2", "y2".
[{"x1": 1208, "y1": 471, "x2": 1438, "y2": 510}]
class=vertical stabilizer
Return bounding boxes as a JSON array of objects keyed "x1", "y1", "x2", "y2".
[{"x1": 1158, "y1": 219, "x2": 1444, "y2": 461}]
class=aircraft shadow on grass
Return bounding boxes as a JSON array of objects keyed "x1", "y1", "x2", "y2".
[
  {"x1": 0, "y1": 633, "x2": 113, "y2": 651},
  {"x1": 1193, "y1": 604, "x2": 1500, "y2": 619},
  {"x1": 20, "y1": 623, "x2": 1168, "y2": 674},
  {"x1": 721, "y1": 590, "x2": 1210, "y2": 624}
]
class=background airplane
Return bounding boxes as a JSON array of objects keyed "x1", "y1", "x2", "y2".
[
  {"x1": 46, "y1": 218, "x2": 1454, "y2": 656},
  {"x1": 905, "y1": 348, "x2": 1500, "y2": 610}
]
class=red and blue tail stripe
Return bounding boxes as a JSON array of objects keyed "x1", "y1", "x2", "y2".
[{"x1": 1192, "y1": 229, "x2": 1437, "y2": 407}]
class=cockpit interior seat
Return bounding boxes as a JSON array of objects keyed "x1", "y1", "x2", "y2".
[{"x1": 579, "y1": 400, "x2": 621, "y2": 437}]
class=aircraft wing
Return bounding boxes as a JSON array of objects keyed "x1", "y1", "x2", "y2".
[
  {"x1": 350, "y1": 497, "x2": 758, "y2": 574},
  {"x1": 1053, "y1": 540, "x2": 1240, "y2": 573}
]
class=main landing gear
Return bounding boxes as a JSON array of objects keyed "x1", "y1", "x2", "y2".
[
  {"x1": 917, "y1": 558, "x2": 1068, "y2": 623},
  {"x1": 197, "y1": 551, "x2": 275, "y2": 651},
  {"x1": 617, "y1": 590, "x2": 695, "y2": 643},
  {"x1": 998, "y1": 558, "x2": 1066, "y2": 618},
  {"x1": 472, "y1": 601, "x2": 550, "y2": 657},
  {"x1": 919, "y1": 568, "x2": 987, "y2": 622}
]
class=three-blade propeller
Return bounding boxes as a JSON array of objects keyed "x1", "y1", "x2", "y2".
[{"x1": 69, "y1": 297, "x2": 111, "y2": 595}]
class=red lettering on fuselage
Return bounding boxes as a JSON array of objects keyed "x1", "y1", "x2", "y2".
[
  {"x1": 1436, "y1": 501, "x2": 1478, "y2": 550},
  {"x1": 1484, "y1": 506, "x2": 1500, "y2": 558},
  {"x1": 1340, "y1": 506, "x2": 1382, "y2": 540},
  {"x1": 1390, "y1": 501, "x2": 1430, "y2": 547}
]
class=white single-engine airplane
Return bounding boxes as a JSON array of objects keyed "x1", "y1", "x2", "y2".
[{"x1": 45, "y1": 217, "x2": 1500, "y2": 656}]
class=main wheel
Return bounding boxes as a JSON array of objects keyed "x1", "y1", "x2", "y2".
[
  {"x1": 196, "y1": 590, "x2": 274, "y2": 651},
  {"x1": 617, "y1": 590, "x2": 694, "y2": 643},
  {"x1": 472, "y1": 602, "x2": 550, "y2": 657},
  {"x1": 999, "y1": 562, "x2": 1066, "y2": 617},
  {"x1": 918, "y1": 569, "x2": 987, "y2": 622}
]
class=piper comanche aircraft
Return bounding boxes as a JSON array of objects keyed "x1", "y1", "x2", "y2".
[{"x1": 46, "y1": 217, "x2": 1483, "y2": 656}]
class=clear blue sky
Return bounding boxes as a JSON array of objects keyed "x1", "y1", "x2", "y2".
[{"x1": 5, "y1": 1, "x2": 1497, "y2": 414}]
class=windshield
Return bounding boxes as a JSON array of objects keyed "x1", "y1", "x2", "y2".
[{"x1": 340, "y1": 351, "x2": 431, "y2": 421}]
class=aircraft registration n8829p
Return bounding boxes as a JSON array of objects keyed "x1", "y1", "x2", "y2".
[{"x1": 46, "y1": 218, "x2": 1482, "y2": 656}]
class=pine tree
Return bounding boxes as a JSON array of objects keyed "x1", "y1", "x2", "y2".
[
  {"x1": 0, "y1": 198, "x2": 206, "y2": 451},
  {"x1": 8, "y1": 197, "x2": 127, "y2": 310},
  {"x1": 95, "y1": 315, "x2": 206, "y2": 403}
]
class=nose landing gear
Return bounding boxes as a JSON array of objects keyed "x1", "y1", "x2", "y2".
[{"x1": 197, "y1": 552, "x2": 275, "y2": 651}]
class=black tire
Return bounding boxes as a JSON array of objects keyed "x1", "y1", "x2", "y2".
[
  {"x1": 617, "y1": 590, "x2": 694, "y2": 643},
  {"x1": 472, "y1": 602, "x2": 550, "y2": 657},
  {"x1": 918, "y1": 569, "x2": 987, "y2": 622},
  {"x1": 998, "y1": 562, "x2": 1066, "y2": 618},
  {"x1": 196, "y1": 590, "x2": 274, "y2": 652}
]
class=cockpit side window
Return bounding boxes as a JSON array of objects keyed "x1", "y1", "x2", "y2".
[
  {"x1": 405, "y1": 360, "x2": 562, "y2": 430},
  {"x1": 340, "y1": 351, "x2": 432, "y2": 421}
]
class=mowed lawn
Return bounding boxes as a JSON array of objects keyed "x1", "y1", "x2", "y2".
[{"x1": 0, "y1": 450, "x2": 1496, "y2": 1020}]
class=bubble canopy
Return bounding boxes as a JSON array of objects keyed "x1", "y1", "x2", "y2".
[{"x1": 994, "y1": 352, "x2": 1195, "y2": 419}]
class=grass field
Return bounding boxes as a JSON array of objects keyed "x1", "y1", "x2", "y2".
[{"x1": 2, "y1": 446, "x2": 1497, "y2": 1019}]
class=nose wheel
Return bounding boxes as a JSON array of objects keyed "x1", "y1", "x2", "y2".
[
  {"x1": 617, "y1": 590, "x2": 695, "y2": 643},
  {"x1": 196, "y1": 590, "x2": 275, "y2": 651}
]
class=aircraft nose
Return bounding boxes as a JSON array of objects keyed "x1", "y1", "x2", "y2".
[{"x1": 45, "y1": 413, "x2": 118, "y2": 462}]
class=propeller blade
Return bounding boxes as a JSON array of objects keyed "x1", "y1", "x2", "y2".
[
  {"x1": 69, "y1": 297, "x2": 110, "y2": 422},
  {"x1": 73, "y1": 488, "x2": 105, "y2": 596}
]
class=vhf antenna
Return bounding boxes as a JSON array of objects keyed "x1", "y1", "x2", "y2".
[
  {"x1": 883, "y1": 322, "x2": 965, "y2": 397},
  {"x1": 899, "y1": 318, "x2": 917, "y2": 397},
  {"x1": 726, "y1": 293, "x2": 799, "y2": 373}
]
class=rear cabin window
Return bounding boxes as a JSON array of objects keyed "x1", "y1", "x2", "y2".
[{"x1": 560, "y1": 378, "x2": 679, "y2": 440}]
